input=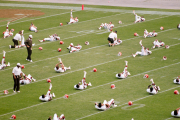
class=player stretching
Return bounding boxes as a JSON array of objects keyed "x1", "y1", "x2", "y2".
[
  {"x1": 3, "y1": 22, "x2": 14, "y2": 38},
  {"x1": 67, "y1": 9, "x2": 79, "y2": 24},
  {"x1": 133, "y1": 10, "x2": 145, "y2": 23},
  {"x1": 95, "y1": 99, "x2": 117, "y2": 111},
  {"x1": 146, "y1": 79, "x2": 160, "y2": 95},
  {"x1": 29, "y1": 22, "x2": 38, "y2": 32},
  {"x1": 116, "y1": 61, "x2": 130, "y2": 79},
  {"x1": 0, "y1": 51, "x2": 10, "y2": 70},
  {"x1": 67, "y1": 43, "x2": 82, "y2": 53},
  {"x1": 39, "y1": 34, "x2": 60, "y2": 42},
  {"x1": 54, "y1": 58, "x2": 71, "y2": 73}
]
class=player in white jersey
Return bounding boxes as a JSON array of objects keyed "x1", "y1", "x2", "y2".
[
  {"x1": 107, "y1": 30, "x2": 117, "y2": 47},
  {"x1": 0, "y1": 51, "x2": 10, "y2": 70},
  {"x1": 95, "y1": 99, "x2": 117, "y2": 111},
  {"x1": 146, "y1": 79, "x2": 160, "y2": 95},
  {"x1": 116, "y1": 61, "x2": 130, "y2": 79},
  {"x1": 173, "y1": 76, "x2": 180, "y2": 84},
  {"x1": 144, "y1": 29, "x2": 158, "y2": 38},
  {"x1": 38, "y1": 34, "x2": 60, "y2": 42},
  {"x1": 98, "y1": 22, "x2": 114, "y2": 30},
  {"x1": 19, "y1": 72, "x2": 36, "y2": 85},
  {"x1": 171, "y1": 107, "x2": 180, "y2": 117},
  {"x1": 29, "y1": 22, "x2": 38, "y2": 32},
  {"x1": 114, "y1": 38, "x2": 122, "y2": 46},
  {"x1": 74, "y1": 71, "x2": 92, "y2": 90},
  {"x1": 53, "y1": 113, "x2": 65, "y2": 120},
  {"x1": 133, "y1": 10, "x2": 145, "y2": 23},
  {"x1": 67, "y1": 9, "x2": 79, "y2": 24},
  {"x1": 3, "y1": 22, "x2": 14, "y2": 38},
  {"x1": 67, "y1": 43, "x2": 82, "y2": 53},
  {"x1": 177, "y1": 24, "x2": 180, "y2": 30},
  {"x1": 132, "y1": 40, "x2": 152, "y2": 57},
  {"x1": 152, "y1": 39, "x2": 165, "y2": 49},
  {"x1": 54, "y1": 58, "x2": 71, "y2": 73},
  {"x1": 39, "y1": 83, "x2": 55, "y2": 102}
]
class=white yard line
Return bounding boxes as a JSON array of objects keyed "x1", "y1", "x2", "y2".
[{"x1": 0, "y1": 61, "x2": 180, "y2": 117}]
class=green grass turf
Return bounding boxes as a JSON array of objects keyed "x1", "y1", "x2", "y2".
[{"x1": 0, "y1": 1, "x2": 180, "y2": 120}]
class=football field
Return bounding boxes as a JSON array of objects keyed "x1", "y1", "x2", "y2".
[{"x1": 0, "y1": 0, "x2": 180, "y2": 120}]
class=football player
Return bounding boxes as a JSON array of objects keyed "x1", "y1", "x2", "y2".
[
  {"x1": 39, "y1": 83, "x2": 55, "y2": 102},
  {"x1": 54, "y1": 58, "x2": 71, "y2": 73},
  {"x1": 29, "y1": 22, "x2": 38, "y2": 32},
  {"x1": 171, "y1": 107, "x2": 180, "y2": 117},
  {"x1": 98, "y1": 22, "x2": 114, "y2": 30},
  {"x1": 144, "y1": 29, "x2": 158, "y2": 38},
  {"x1": 3, "y1": 22, "x2": 14, "y2": 38},
  {"x1": 67, "y1": 9, "x2": 79, "y2": 24},
  {"x1": 116, "y1": 61, "x2": 130, "y2": 79},
  {"x1": 177, "y1": 24, "x2": 180, "y2": 30},
  {"x1": 173, "y1": 76, "x2": 180, "y2": 84},
  {"x1": 107, "y1": 30, "x2": 117, "y2": 47},
  {"x1": 67, "y1": 43, "x2": 82, "y2": 53},
  {"x1": 132, "y1": 40, "x2": 152, "y2": 57},
  {"x1": 0, "y1": 51, "x2": 10, "y2": 70},
  {"x1": 152, "y1": 39, "x2": 165, "y2": 49},
  {"x1": 74, "y1": 71, "x2": 92, "y2": 90},
  {"x1": 19, "y1": 72, "x2": 36, "y2": 85},
  {"x1": 38, "y1": 34, "x2": 60, "y2": 42},
  {"x1": 95, "y1": 99, "x2": 117, "y2": 111},
  {"x1": 114, "y1": 38, "x2": 122, "y2": 46},
  {"x1": 146, "y1": 79, "x2": 160, "y2": 95},
  {"x1": 133, "y1": 10, "x2": 145, "y2": 23},
  {"x1": 53, "y1": 113, "x2": 65, "y2": 120}
]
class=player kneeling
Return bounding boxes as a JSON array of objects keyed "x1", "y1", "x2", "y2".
[
  {"x1": 173, "y1": 76, "x2": 180, "y2": 84},
  {"x1": 146, "y1": 79, "x2": 160, "y2": 95},
  {"x1": 39, "y1": 83, "x2": 55, "y2": 102},
  {"x1": 74, "y1": 71, "x2": 92, "y2": 90},
  {"x1": 54, "y1": 58, "x2": 71, "y2": 73},
  {"x1": 20, "y1": 72, "x2": 36, "y2": 85},
  {"x1": 95, "y1": 99, "x2": 117, "y2": 111},
  {"x1": 67, "y1": 43, "x2": 82, "y2": 53},
  {"x1": 116, "y1": 61, "x2": 131, "y2": 79},
  {"x1": 171, "y1": 107, "x2": 180, "y2": 117}
]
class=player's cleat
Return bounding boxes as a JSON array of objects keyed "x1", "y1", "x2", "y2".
[
  {"x1": 7, "y1": 62, "x2": 10, "y2": 66},
  {"x1": 88, "y1": 82, "x2": 92, "y2": 86},
  {"x1": 9, "y1": 45, "x2": 11, "y2": 49},
  {"x1": 157, "y1": 86, "x2": 160, "y2": 91},
  {"x1": 52, "y1": 93, "x2": 56, "y2": 97},
  {"x1": 17, "y1": 91, "x2": 20, "y2": 93},
  {"x1": 113, "y1": 104, "x2": 117, "y2": 107},
  {"x1": 132, "y1": 54, "x2": 135, "y2": 58},
  {"x1": 30, "y1": 60, "x2": 33, "y2": 62}
]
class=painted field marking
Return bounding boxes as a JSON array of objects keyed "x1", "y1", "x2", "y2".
[
  {"x1": 0, "y1": 61, "x2": 180, "y2": 117},
  {"x1": 121, "y1": 104, "x2": 145, "y2": 110}
]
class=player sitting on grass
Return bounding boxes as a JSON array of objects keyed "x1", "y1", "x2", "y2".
[
  {"x1": 133, "y1": 10, "x2": 145, "y2": 23},
  {"x1": 144, "y1": 29, "x2": 158, "y2": 38},
  {"x1": 54, "y1": 58, "x2": 71, "y2": 73},
  {"x1": 132, "y1": 40, "x2": 152, "y2": 57},
  {"x1": 52, "y1": 113, "x2": 65, "y2": 120},
  {"x1": 74, "y1": 71, "x2": 92, "y2": 90},
  {"x1": 3, "y1": 22, "x2": 14, "y2": 38},
  {"x1": 38, "y1": 34, "x2": 60, "y2": 42},
  {"x1": 67, "y1": 9, "x2": 79, "y2": 24},
  {"x1": 0, "y1": 51, "x2": 10, "y2": 70},
  {"x1": 116, "y1": 61, "x2": 131, "y2": 79},
  {"x1": 98, "y1": 22, "x2": 114, "y2": 31},
  {"x1": 67, "y1": 43, "x2": 82, "y2": 53},
  {"x1": 171, "y1": 107, "x2": 180, "y2": 117},
  {"x1": 39, "y1": 83, "x2": 55, "y2": 102},
  {"x1": 95, "y1": 99, "x2": 117, "y2": 111},
  {"x1": 19, "y1": 72, "x2": 36, "y2": 85},
  {"x1": 29, "y1": 22, "x2": 38, "y2": 32},
  {"x1": 146, "y1": 79, "x2": 160, "y2": 95},
  {"x1": 173, "y1": 76, "x2": 180, "y2": 84},
  {"x1": 152, "y1": 39, "x2": 165, "y2": 49}
]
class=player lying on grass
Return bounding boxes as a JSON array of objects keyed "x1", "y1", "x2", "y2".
[
  {"x1": 67, "y1": 9, "x2": 79, "y2": 24},
  {"x1": 173, "y1": 76, "x2": 180, "y2": 84},
  {"x1": 95, "y1": 99, "x2": 117, "y2": 111},
  {"x1": 39, "y1": 83, "x2": 55, "y2": 102},
  {"x1": 177, "y1": 24, "x2": 180, "y2": 30},
  {"x1": 132, "y1": 40, "x2": 152, "y2": 57},
  {"x1": 38, "y1": 34, "x2": 60, "y2": 42},
  {"x1": 144, "y1": 29, "x2": 158, "y2": 38},
  {"x1": 67, "y1": 43, "x2": 82, "y2": 53},
  {"x1": 171, "y1": 107, "x2": 180, "y2": 117},
  {"x1": 52, "y1": 113, "x2": 65, "y2": 120},
  {"x1": 98, "y1": 22, "x2": 114, "y2": 30},
  {"x1": 114, "y1": 38, "x2": 122, "y2": 46},
  {"x1": 116, "y1": 61, "x2": 130, "y2": 79},
  {"x1": 19, "y1": 72, "x2": 36, "y2": 85},
  {"x1": 0, "y1": 51, "x2": 10, "y2": 70},
  {"x1": 54, "y1": 58, "x2": 71, "y2": 73},
  {"x1": 146, "y1": 79, "x2": 160, "y2": 95},
  {"x1": 74, "y1": 71, "x2": 92, "y2": 90},
  {"x1": 29, "y1": 22, "x2": 38, "y2": 32},
  {"x1": 152, "y1": 39, "x2": 165, "y2": 49},
  {"x1": 3, "y1": 22, "x2": 14, "y2": 38},
  {"x1": 133, "y1": 10, "x2": 145, "y2": 23}
]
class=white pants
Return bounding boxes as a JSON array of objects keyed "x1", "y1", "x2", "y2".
[
  {"x1": 171, "y1": 110, "x2": 180, "y2": 117},
  {"x1": 30, "y1": 26, "x2": 37, "y2": 32},
  {"x1": 174, "y1": 79, "x2": 180, "y2": 84},
  {"x1": 147, "y1": 88, "x2": 157, "y2": 94},
  {"x1": 54, "y1": 67, "x2": 67, "y2": 73},
  {"x1": 74, "y1": 84, "x2": 87, "y2": 90}
]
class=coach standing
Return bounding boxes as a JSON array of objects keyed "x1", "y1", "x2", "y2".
[
  {"x1": 25, "y1": 35, "x2": 33, "y2": 62},
  {"x1": 9, "y1": 31, "x2": 22, "y2": 48},
  {"x1": 12, "y1": 63, "x2": 22, "y2": 93},
  {"x1": 107, "y1": 30, "x2": 117, "y2": 47}
]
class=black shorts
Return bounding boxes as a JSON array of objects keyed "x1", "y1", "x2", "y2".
[{"x1": 107, "y1": 37, "x2": 114, "y2": 43}]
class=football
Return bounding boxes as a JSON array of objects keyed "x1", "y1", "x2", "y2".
[
  {"x1": 47, "y1": 79, "x2": 51, "y2": 83},
  {"x1": 93, "y1": 68, "x2": 97, "y2": 72},
  {"x1": 58, "y1": 48, "x2": 61, "y2": 52},
  {"x1": 39, "y1": 47, "x2": 43, "y2": 50},
  {"x1": 128, "y1": 101, "x2": 133, "y2": 106}
]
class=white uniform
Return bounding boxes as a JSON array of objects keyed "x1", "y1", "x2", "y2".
[
  {"x1": 3, "y1": 22, "x2": 13, "y2": 38},
  {"x1": 144, "y1": 29, "x2": 158, "y2": 38},
  {"x1": 114, "y1": 39, "x2": 122, "y2": 45},
  {"x1": 74, "y1": 79, "x2": 87, "y2": 90},
  {"x1": 173, "y1": 78, "x2": 180, "y2": 84},
  {"x1": 177, "y1": 24, "x2": 180, "y2": 29},
  {"x1": 171, "y1": 110, "x2": 180, "y2": 117},
  {"x1": 53, "y1": 113, "x2": 65, "y2": 120},
  {"x1": 20, "y1": 74, "x2": 35, "y2": 85},
  {"x1": 39, "y1": 83, "x2": 54, "y2": 102},
  {"x1": 133, "y1": 11, "x2": 145, "y2": 23},
  {"x1": 29, "y1": 24, "x2": 37, "y2": 32},
  {"x1": 95, "y1": 99, "x2": 116, "y2": 111},
  {"x1": 152, "y1": 40, "x2": 165, "y2": 48},
  {"x1": 146, "y1": 88, "x2": 158, "y2": 94},
  {"x1": 68, "y1": 44, "x2": 82, "y2": 53},
  {"x1": 116, "y1": 66, "x2": 130, "y2": 79},
  {"x1": 54, "y1": 67, "x2": 66, "y2": 73},
  {"x1": 0, "y1": 51, "x2": 9, "y2": 70},
  {"x1": 108, "y1": 32, "x2": 117, "y2": 40}
]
